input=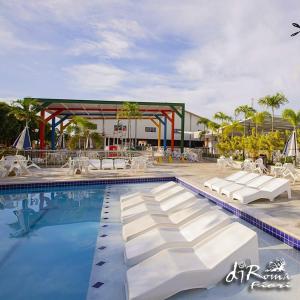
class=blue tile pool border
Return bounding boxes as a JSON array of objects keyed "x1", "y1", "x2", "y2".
[
  {"x1": 176, "y1": 177, "x2": 300, "y2": 251},
  {"x1": 1, "y1": 175, "x2": 299, "y2": 251},
  {"x1": 0, "y1": 176, "x2": 176, "y2": 191}
]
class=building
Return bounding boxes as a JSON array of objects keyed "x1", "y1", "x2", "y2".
[{"x1": 93, "y1": 110, "x2": 204, "y2": 148}]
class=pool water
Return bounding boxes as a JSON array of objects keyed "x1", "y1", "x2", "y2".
[{"x1": 0, "y1": 186, "x2": 105, "y2": 300}]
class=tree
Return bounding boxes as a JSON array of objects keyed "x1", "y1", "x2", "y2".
[
  {"x1": 258, "y1": 92, "x2": 288, "y2": 131},
  {"x1": 234, "y1": 105, "x2": 256, "y2": 136},
  {"x1": 282, "y1": 108, "x2": 300, "y2": 130},
  {"x1": 9, "y1": 98, "x2": 40, "y2": 125},
  {"x1": 117, "y1": 102, "x2": 141, "y2": 149},
  {"x1": 67, "y1": 116, "x2": 103, "y2": 150},
  {"x1": 223, "y1": 120, "x2": 244, "y2": 137},
  {"x1": 0, "y1": 102, "x2": 23, "y2": 146},
  {"x1": 213, "y1": 112, "x2": 232, "y2": 125},
  {"x1": 250, "y1": 111, "x2": 271, "y2": 135}
]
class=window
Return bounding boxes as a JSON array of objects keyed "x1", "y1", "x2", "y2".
[{"x1": 145, "y1": 127, "x2": 156, "y2": 133}]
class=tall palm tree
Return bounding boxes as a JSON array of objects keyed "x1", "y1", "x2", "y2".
[
  {"x1": 213, "y1": 112, "x2": 232, "y2": 125},
  {"x1": 234, "y1": 105, "x2": 256, "y2": 136},
  {"x1": 250, "y1": 111, "x2": 271, "y2": 135},
  {"x1": 67, "y1": 116, "x2": 102, "y2": 150},
  {"x1": 9, "y1": 98, "x2": 40, "y2": 125},
  {"x1": 118, "y1": 102, "x2": 141, "y2": 148},
  {"x1": 258, "y1": 92, "x2": 288, "y2": 131},
  {"x1": 223, "y1": 120, "x2": 244, "y2": 137},
  {"x1": 282, "y1": 108, "x2": 300, "y2": 130}
]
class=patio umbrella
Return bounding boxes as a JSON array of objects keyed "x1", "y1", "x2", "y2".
[
  {"x1": 13, "y1": 124, "x2": 31, "y2": 150},
  {"x1": 56, "y1": 133, "x2": 66, "y2": 149},
  {"x1": 283, "y1": 130, "x2": 298, "y2": 159}
]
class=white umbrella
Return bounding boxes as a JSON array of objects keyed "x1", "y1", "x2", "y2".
[
  {"x1": 283, "y1": 130, "x2": 298, "y2": 158},
  {"x1": 13, "y1": 124, "x2": 31, "y2": 150}
]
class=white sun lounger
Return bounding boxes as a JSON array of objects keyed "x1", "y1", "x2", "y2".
[
  {"x1": 220, "y1": 175, "x2": 274, "y2": 198},
  {"x1": 125, "y1": 209, "x2": 232, "y2": 266},
  {"x1": 204, "y1": 171, "x2": 248, "y2": 190},
  {"x1": 121, "y1": 181, "x2": 178, "y2": 203},
  {"x1": 125, "y1": 222, "x2": 258, "y2": 300},
  {"x1": 121, "y1": 192, "x2": 199, "y2": 224},
  {"x1": 232, "y1": 178, "x2": 291, "y2": 204},
  {"x1": 122, "y1": 201, "x2": 212, "y2": 241},
  {"x1": 211, "y1": 172, "x2": 260, "y2": 193},
  {"x1": 121, "y1": 185, "x2": 185, "y2": 211}
]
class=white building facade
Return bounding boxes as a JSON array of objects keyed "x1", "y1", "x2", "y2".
[{"x1": 92, "y1": 110, "x2": 204, "y2": 148}]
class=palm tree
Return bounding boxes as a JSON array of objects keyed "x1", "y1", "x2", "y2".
[
  {"x1": 9, "y1": 98, "x2": 40, "y2": 125},
  {"x1": 234, "y1": 105, "x2": 256, "y2": 136},
  {"x1": 258, "y1": 92, "x2": 288, "y2": 131},
  {"x1": 251, "y1": 111, "x2": 271, "y2": 135},
  {"x1": 213, "y1": 112, "x2": 232, "y2": 125},
  {"x1": 118, "y1": 102, "x2": 141, "y2": 149},
  {"x1": 282, "y1": 108, "x2": 300, "y2": 130},
  {"x1": 223, "y1": 120, "x2": 244, "y2": 137},
  {"x1": 67, "y1": 116, "x2": 102, "y2": 150}
]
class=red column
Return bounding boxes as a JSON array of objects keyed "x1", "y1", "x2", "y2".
[
  {"x1": 171, "y1": 111, "x2": 175, "y2": 151},
  {"x1": 39, "y1": 110, "x2": 45, "y2": 150}
]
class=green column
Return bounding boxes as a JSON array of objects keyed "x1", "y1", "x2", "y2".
[{"x1": 180, "y1": 104, "x2": 185, "y2": 153}]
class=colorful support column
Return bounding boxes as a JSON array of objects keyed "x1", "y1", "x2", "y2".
[
  {"x1": 163, "y1": 116, "x2": 167, "y2": 151},
  {"x1": 180, "y1": 104, "x2": 185, "y2": 153},
  {"x1": 39, "y1": 110, "x2": 45, "y2": 150},
  {"x1": 51, "y1": 117, "x2": 56, "y2": 150},
  {"x1": 171, "y1": 111, "x2": 175, "y2": 151}
]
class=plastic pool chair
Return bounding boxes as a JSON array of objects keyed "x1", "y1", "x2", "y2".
[
  {"x1": 232, "y1": 177, "x2": 291, "y2": 204},
  {"x1": 121, "y1": 192, "x2": 199, "y2": 224},
  {"x1": 125, "y1": 222, "x2": 258, "y2": 300},
  {"x1": 120, "y1": 185, "x2": 185, "y2": 211},
  {"x1": 211, "y1": 172, "x2": 260, "y2": 193},
  {"x1": 125, "y1": 209, "x2": 232, "y2": 266},
  {"x1": 122, "y1": 201, "x2": 212, "y2": 241},
  {"x1": 203, "y1": 171, "x2": 248, "y2": 190},
  {"x1": 220, "y1": 175, "x2": 274, "y2": 198},
  {"x1": 120, "y1": 181, "x2": 178, "y2": 203}
]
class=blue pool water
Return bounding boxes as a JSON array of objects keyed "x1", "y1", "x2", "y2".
[{"x1": 0, "y1": 185, "x2": 106, "y2": 300}]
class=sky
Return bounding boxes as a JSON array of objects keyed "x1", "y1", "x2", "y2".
[{"x1": 1, "y1": 0, "x2": 300, "y2": 118}]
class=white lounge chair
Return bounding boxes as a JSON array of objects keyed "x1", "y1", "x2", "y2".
[
  {"x1": 122, "y1": 201, "x2": 212, "y2": 241},
  {"x1": 203, "y1": 171, "x2": 248, "y2": 190},
  {"x1": 125, "y1": 209, "x2": 232, "y2": 266},
  {"x1": 281, "y1": 163, "x2": 300, "y2": 184},
  {"x1": 232, "y1": 178, "x2": 291, "y2": 204},
  {"x1": 211, "y1": 172, "x2": 260, "y2": 193},
  {"x1": 220, "y1": 175, "x2": 274, "y2": 198},
  {"x1": 125, "y1": 222, "x2": 258, "y2": 300},
  {"x1": 121, "y1": 181, "x2": 178, "y2": 203},
  {"x1": 121, "y1": 185, "x2": 185, "y2": 211},
  {"x1": 121, "y1": 192, "x2": 199, "y2": 224}
]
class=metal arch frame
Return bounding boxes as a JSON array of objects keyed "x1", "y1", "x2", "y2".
[{"x1": 32, "y1": 98, "x2": 185, "y2": 153}]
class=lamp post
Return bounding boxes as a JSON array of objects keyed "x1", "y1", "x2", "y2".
[{"x1": 291, "y1": 23, "x2": 300, "y2": 36}]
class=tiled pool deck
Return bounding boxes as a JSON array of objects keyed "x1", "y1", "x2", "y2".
[{"x1": 1, "y1": 161, "x2": 300, "y2": 247}]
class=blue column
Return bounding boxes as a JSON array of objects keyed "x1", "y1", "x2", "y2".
[
  {"x1": 163, "y1": 116, "x2": 167, "y2": 151},
  {"x1": 51, "y1": 117, "x2": 56, "y2": 150}
]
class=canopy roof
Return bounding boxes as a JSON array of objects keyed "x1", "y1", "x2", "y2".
[{"x1": 33, "y1": 98, "x2": 184, "y2": 120}]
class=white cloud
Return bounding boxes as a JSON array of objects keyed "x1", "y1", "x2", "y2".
[{"x1": 64, "y1": 63, "x2": 127, "y2": 92}]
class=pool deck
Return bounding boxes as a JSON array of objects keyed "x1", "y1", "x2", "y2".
[{"x1": 1, "y1": 161, "x2": 300, "y2": 241}]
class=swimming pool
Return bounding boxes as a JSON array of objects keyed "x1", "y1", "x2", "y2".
[{"x1": 1, "y1": 180, "x2": 300, "y2": 300}]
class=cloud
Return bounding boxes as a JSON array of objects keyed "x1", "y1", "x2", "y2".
[
  {"x1": 64, "y1": 63, "x2": 127, "y2": 92},
  {"x1": 67, "y1": 18, "x2": 149, "y2": 58},
  {"x1": 0, "y1": 18, "x2": 50, "y2": 52}
]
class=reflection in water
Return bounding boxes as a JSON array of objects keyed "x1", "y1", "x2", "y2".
[{"x1": 1, "y1": 189, "x2": 103, "y2": 238}]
